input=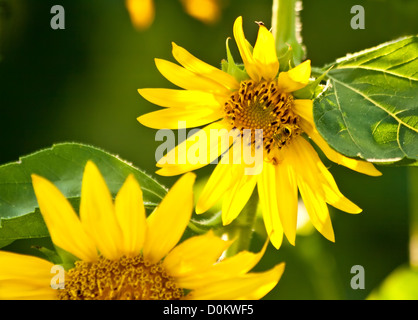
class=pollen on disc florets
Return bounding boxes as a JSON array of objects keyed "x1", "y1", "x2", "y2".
[
  {"x1": 224, "y1": 79, "x2": 302, "y2": 155},
  {"x1": 58, "y1": 255, "x2": 184, "y2": 300}
]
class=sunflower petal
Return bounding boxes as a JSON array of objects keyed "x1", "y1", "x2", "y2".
[
  {"x1": 288, "y1": 138, "x2": 335, "y2": 241},
  {"x1": 155, "y1": 58, "x2": 230, "y2": 94},
  {"x1": 0, "y1": 279, "x2": 58, "y2": 300},
  {"x1": 253, "y1": 24, "x2": 279, "y2": 81},
  {"x1": 196, "y1": 149, "x2": 235, "y2": 214},
  {"x1": 0, "y1": 251, "x2": 54, "y2": 282},
  {"x1": 142, "y1": 173, "x2": 196, "y2": 264},
  {"x1": 292, "y1": 136, "x2": 362, "y2": 214},
  {"x1": 156, "y1": 120, "x2": 233, "y2": 176},
  {"x1": 275, "y1": 159, "x2": 298, "y2": 246},
  {"x1": 176, "y1": 239, "x2": 269, "y2": 289},
  {"x1": 79, "y1": 161, "x2": 123, "y2": 261},
  {"x1": 233, "y1": 16, "x2": 260, "y2": 82},
  {"x1": 137, "y1": 105, "x2": 223, "y2": 129},
  {"x1": 138, "y1": 88, "x2": 222, "y2": 108},
  {"x1": 291, "y1": 98, "x2": 313, "y2": 121},
  {"x1": 222, "y1": 164, "x2": 258, "y2": 225},
  {"x1": 298, "y1": 178, "x2": 335, "y2": 242},
  {"x1": 318, "y1": 163, "x2": 363, "y2": 214},
  {"x1": 163, "y1": 231, "x2": 231, "y2": 278},
  {"x1": 31, "y1": 174, "x2": 98, "y2": 262},
  {"x1": 257, "y1": 162, "x2": 284, "y2": 249},
  {"x1": 317, "y1": 136, "x2": 382, "y2": 177},
  {"x1": 204, "y1": 239, "x2": 268, "y2": 276},
  {"x1": 172, "y1": 42, "x2": 239, "y2": 90},
  {"x1": 278, "y1": 60, "x2": 311, "y2": 92},
  {"x1": 293, "y1": 99, "x2": 382, "y2": 177},
  {"x1": 114, "y1": 174, "x2": 147, "y2": 257},
  {"x1": 184, "y1": 263, "x2": 285, "y2": 300},
  {"x1": 299, "y1": 137, "x2": 362, "y2": 214},
  {"x1": 0, "y1": 251, "x2": 57, "y2": 300}
]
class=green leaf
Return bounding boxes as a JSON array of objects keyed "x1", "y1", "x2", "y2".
[
  {"x1": 0, "y1": 211, "x2": 49, "y2": 249},
  {"x1": 0, "y1": 143, "x2": 167, "y2": 247},
  {"x1": 313, "y1": 36, "x2": 418, "y2": 165},
  {"x1": 368, "y1": 265, "x2": 418, "y2": 300},
  {"x1": 222, "y1": 37, "x2": 249, "y2": 82},
  {"x1": 32, "y1": 245, "x2": 63, "y2": 265},
  {"x1": 277, "y1": 45, "x2": 296, "y2": 72}
]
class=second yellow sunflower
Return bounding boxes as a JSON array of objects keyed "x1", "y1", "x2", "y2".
[{"x1": 137, "y1": 16, "x2": 382, "y2": 248}]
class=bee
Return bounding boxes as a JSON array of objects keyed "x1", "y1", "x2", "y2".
[{"x1": 273, "y1": 124, "x2": 294, "y2": 147}]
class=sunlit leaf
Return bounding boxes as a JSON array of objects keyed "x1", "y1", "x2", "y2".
[
  {"x1": 0, "y1": 143, "x2": 167, "y2": 247},
  {"x1": 368, "y1": 265, "x2": 418, "y2": 300},
  {"x1": 313, "y1": 36, "x2": 418, "y2": 165}
]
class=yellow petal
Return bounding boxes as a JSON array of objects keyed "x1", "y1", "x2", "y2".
[
  {"x1": 221, "y1": 164, "x2": 258, "y2": 225},
  {"x1": 277, "y1": 60, "x2": 311, "y2": 92},
  {"x1": 79, "y1": 161, "x2": 123, "y2": 261},
  {"x1": 138, "y1": 88, "x2": 222, "y2": 108},
  {"x1": 233, "y1": 16, "x2": 260, "y2": 82},
  {"x1": 142, "y1": 173, "x2": 196, "y2": 264},
  {"x1": 196, "y1": 143, "x2": 246, "y2": 215},
  {"x1": 286, "y1": 137, "x2": 323, "y2": 195},
  {"x1": 299, "y1": 137, "x2": 362, "y2": 214},
  {"x1": 156, "y1": 120, "x2": 233, "y2": 176},
  {"x1": 155, "y1": 58, "x2": 230, "y2": 94},
  {"x1": 293, "y1": 99, "x2": 382, "y2": 177},
  {"x1": 195, "y1": 149, "x2": 235, "y2": 214},
  {"x1": 287, "y1": 138, "x2": 335, "y2": 241},
  {"x1": 298, "y1": 178, "x2": 335, "y2": 242},
  {"x1": 253, "y1": 24, "x2": 279, "y2": 81},
  {"x1": 291, "y1": 98, "x2": 314, "y2": 121},
  {"x1": 0, "y1": 279, "x2": 58, "y2": 300},
  {"x1": 318, "y1": 162, "x2": 363, "y2": 214},
  {"x1": 0, "y1": 251, "x2": 54, "y2": 282},
  {"x1": 163, "y1": 231, "x2": 231, "y2": 278},
  {"x1": 292, "y1": 136, "x2": 362, "y2": 214},
  {"x1": 214, "y1": 238, "x2": 269, "y2": 275},
  {"x1": 257, "y1": 162, "x2": 284, "y2": 249},
  {"x1": 0, "y1": 251, "x2": 57, "y2": 300},
  {"x1": 172, "y1": 42, "x2": 239, "y2": 90},
  {"x1": 31, "y1": 174, "x2": 98, "y2": 262},
  {"x1": 125, "y1": 0, "x2": 155, "y2": 30},
  {"x1": 318, "y1": 136, "x2": 382, "y2": 177},
  {"x1": 114, "y1": 174, "x2": 147, "y2": 257},
  {"x1": 177, "y1": 239, "x2": 269, "y2": 289},
  {"x1": 180, "y1": 0, "x2": 220, "y2": 24},
  {"x1": 137, "y1": 105, "x2": 223, "y2": 129},
  {"x1": 275, "y1": 159, "x2": 298, "y2": 246},
  {"x1": 184, "y1": 263, "x2": 285, "y2": 300}
]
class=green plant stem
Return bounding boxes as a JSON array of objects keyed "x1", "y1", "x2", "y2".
[
  {"x1": 224, "y1": 190, "x2": 259, "y2": 256},
  {"x1": 271, "y1": 0, "x2": 305, "y2": 65},
  {"x1": 408, "y1": 167, "x2": 418, "y2": 270}
]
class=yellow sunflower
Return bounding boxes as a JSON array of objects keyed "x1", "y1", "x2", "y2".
[
  {"x1": 0, "y1": 161, "x2": 284, "y2": 300},
  {"x1": 137, "y1": 16, "x2": 382, "y2": 248}
]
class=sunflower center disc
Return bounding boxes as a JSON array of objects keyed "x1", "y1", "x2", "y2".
[
  {"x1": 58, "y1": 255, "x2": 184, "y2": 300},
  {"x1": 224, "y1": 80, "x2": 302, "y2": 154}
]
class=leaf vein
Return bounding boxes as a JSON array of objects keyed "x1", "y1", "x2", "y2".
[
  {"x1": 333, "y1": 83, "x2": 366, "y2": 156},
  {"x1": 329, "y1": 77, "x2": 418, "y2": 134}
]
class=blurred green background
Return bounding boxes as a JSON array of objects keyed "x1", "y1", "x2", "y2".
[{"x1": 0, "y1": 0, "x2": 417, "y2": 300}]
